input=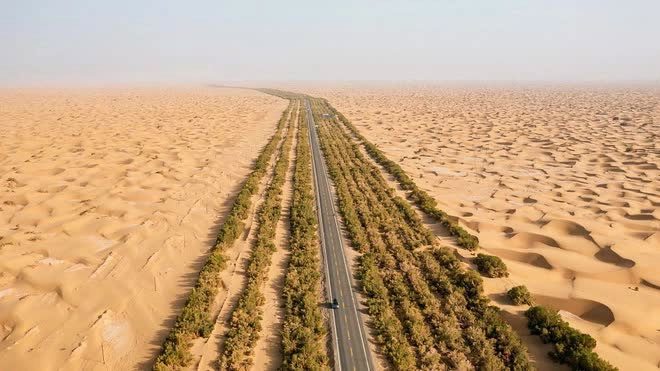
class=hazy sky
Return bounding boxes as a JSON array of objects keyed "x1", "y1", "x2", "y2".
[{"x1": 2, "y1": 0, "x2": 659, "y2": 85}]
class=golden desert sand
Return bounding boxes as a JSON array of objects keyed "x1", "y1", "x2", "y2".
[
  {"x1": 312, "y1": 84, "x2": 660, "y2": 370},
  {"x1": 0, "y1": 87, "x2": 287, "y2": 370}
]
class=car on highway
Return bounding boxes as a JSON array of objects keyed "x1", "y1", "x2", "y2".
[{"x1": 332, "y1": 298, "x2": 339, "y2": 309}]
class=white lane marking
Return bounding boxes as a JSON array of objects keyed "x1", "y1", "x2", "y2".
[
  {"x1": 308, "y1": 100, "x2": 372, "y2": 371},
  {"x1": 307, "y1": 101, "x2": 341, "y2": 371}
]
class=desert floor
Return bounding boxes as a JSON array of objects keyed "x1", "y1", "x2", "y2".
[
  {"x1": 314, "y1": 84, "x2": 660, "y2": 370},
  {"x1": 0, "y1": 87, "x2": 287, "y2": 370}
]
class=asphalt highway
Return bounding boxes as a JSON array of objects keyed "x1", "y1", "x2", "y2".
[{"x1": 305, "y1": 99, "x2": 374, "y2": 371}]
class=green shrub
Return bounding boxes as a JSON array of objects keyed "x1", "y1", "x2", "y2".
[
  {"x1": 525, "y1": 306, "x2": 617, "y2": 371},
  {"x1": 507, "y1": 285, "x2": 533, "y2": 305},
  {"x1": 481, "y1": 306, "x2": 531, "y2": 369},
  {"x1": 474, "y1": 254, "x2": 509, "y2": 278}
]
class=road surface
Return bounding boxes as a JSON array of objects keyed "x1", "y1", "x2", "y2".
[{"x1": 305, "y1": 99, "x2": 375, "y2": 371}]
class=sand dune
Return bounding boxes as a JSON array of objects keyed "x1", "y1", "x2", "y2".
[
  {"x1": 0, "y1": 87, "x2": 287, "y2": 370},
  {"x1": 312, "y1": 84, "x2": 660, "y2": 370}
]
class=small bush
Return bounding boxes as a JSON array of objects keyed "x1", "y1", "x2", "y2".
[
  {"x1": 474, "y1": 254, "x2": 509, "y2": 278},
  {"x1": 526, "y1": 306, "x2": 617, "y2": 371},
  {"x1": 507, "y1": 285, "x2": 533, "y2": 305}
]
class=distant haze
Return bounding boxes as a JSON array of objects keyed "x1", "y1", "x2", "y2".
[{"x1": 2, "y1": 0, "x2": 659, "y2": 86}]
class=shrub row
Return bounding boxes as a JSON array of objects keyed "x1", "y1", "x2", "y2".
[
  {"x1": 474, "y1": 253, "x2": 509, "y2": 278},
  {"x1": 280, "y1": 102, "x2": 329, "y2": 369},
  {"x1": 219, "y1": 100, "x2": 299, "y2": 370},
  {"x1": 324, "y1": 102, "x2": 479, "y2": 250},
  {"x1": 311, "y1": 98, "x2": 530, "y2": 370},
  {"x1": 153, "y1": 100, "x2": 294, "y2": 370},
  {"x1": 526, "y1": 306, "x2": 617, "y2": 370},
  {"x1": 311, "y1": 95, "x2": 614, "y2": 371},
  {"x1": 416, "y1": 248, "x2": 529, "y2": 369},
  {"x1": 321, "y1": 99, "x2": 446, "y2": 367},
  {"x1": 315, "y1": 106, "x2": 418, "y2": 368}
]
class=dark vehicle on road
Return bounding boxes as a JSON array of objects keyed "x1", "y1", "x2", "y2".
[{"x1": 332, "y1": 298, "x2": 339, "y2": 309}]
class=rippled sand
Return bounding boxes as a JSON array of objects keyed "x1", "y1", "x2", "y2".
[
  {"x1": 314, "y1": 84, "x2": 660, "y2": 370},
  {"x1": 0, "y1": 87, "x2": 286, "y2": 370}
]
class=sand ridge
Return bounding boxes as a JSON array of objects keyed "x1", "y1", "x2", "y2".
[
  {"x1": 0, "y1": 87, "x2": 287, "y2": 370},
  {"x1": 311, "y1": 84, "x2": 660, "y2": 370}
]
